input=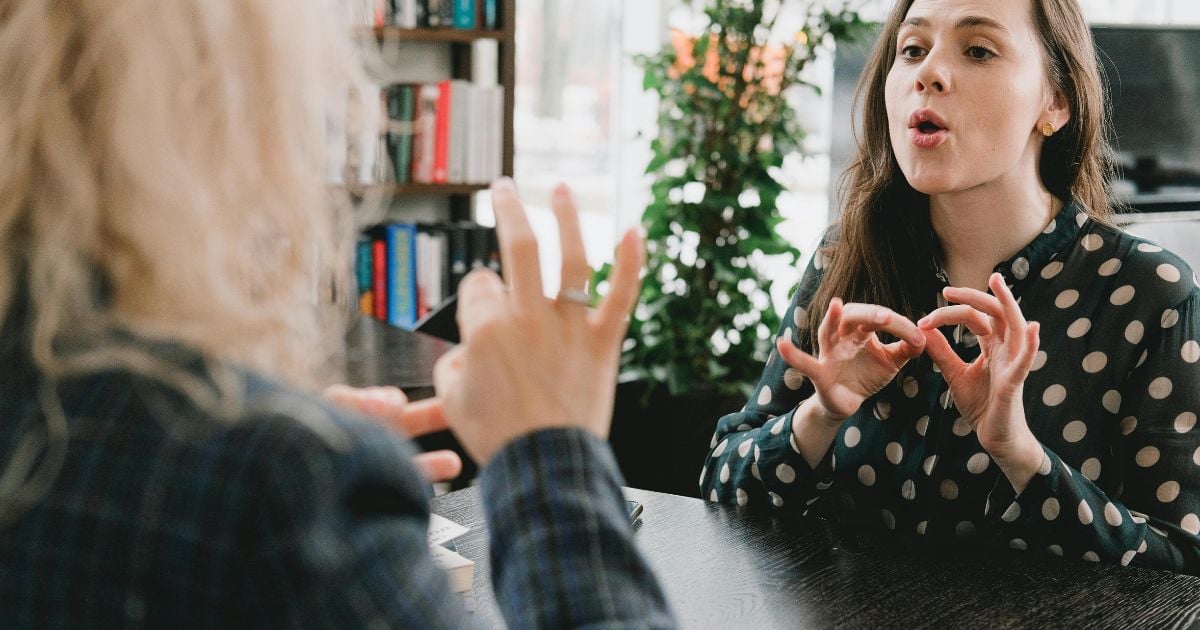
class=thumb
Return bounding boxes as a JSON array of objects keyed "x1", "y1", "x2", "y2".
[{"x1": 921, "y1": 327, "x2": 966, "y2": 383}]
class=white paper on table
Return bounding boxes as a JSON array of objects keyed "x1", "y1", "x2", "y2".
[{"x1": 428, "y1": 513, "x2": 470, "y2": 547}]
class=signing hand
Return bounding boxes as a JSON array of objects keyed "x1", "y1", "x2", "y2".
[
  {"x1": 917, "y1": 272, "x2": 1043, "y2": 491},
  {"x1": 324, "y1": 384, "x2": 463, "y2": 483},
  {"x1": 776, "y1": 298, "x2": 927, "y2": 421},
  {"x1": 432, "y1": 179, "x2": 644, "y2": 465}
]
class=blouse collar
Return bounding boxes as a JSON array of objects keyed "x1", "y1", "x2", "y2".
[{"x1": 931, "y1": 198, "x2": 1088, "y2": 294}]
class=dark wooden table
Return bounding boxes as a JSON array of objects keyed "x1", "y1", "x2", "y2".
[
  {"x1": 344, "y1": 316, "x2": 454, "y2": 400},
  {"x1": 431, "y1": 487, "x2": 1200, "y2": 629}
]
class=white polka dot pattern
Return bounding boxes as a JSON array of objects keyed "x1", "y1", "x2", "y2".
[
  {"x1": 1055, "y1": 290, "x2": 1079, "y2": 309},
  {"x1": 696, "y1": 210, "x2": 1200, "y2": 575},
  {"x1": 1043, "y1": 498, "x2": 1060, "y2": 521},
  {"x1": 858, "y1": 465, "x2": 876, "y2": 486},
  {"x1": 1183, "y1": 340, "x2": 1200, "y2": 363},
  {"x1": 1043, "y1": 385, "x2": 1067, "y2": 407},
  {"x1": 1098, "y1": 258, "x2": 1122, "y2": 277},
  {"x1": 1110, "y1": 285, "x2": 1135, "y2": 306},
  {"x1": 1102, "y1": 390, "x2": 1121, "y2": 414},
  {"x1": 1125, "y1": 320, "x2": 1144, "y2": 343}
]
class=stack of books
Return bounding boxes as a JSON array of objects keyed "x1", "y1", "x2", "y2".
[
  {"x1": 356, "y1": 221, "x2": 500, "y2": 329},
  {"x1": 347, "y1": 0, "x2": 500, "y2": 30},
  {"x1": 378, "y1": 81, "x2": 505, "y2": 186}
]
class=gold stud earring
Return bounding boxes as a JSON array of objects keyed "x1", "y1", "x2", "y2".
[{"x1": 1041, "y1": 122, "x2": 1055, "y2": 137}]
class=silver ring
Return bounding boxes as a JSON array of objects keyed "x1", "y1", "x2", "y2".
[{"x1": 556, "y1": 288, "x2": 591, "y2": 307}]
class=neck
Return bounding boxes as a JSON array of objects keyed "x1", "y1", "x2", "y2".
[{"x1": 930, "y1": 177, "x2": 1059, "y2": 291}]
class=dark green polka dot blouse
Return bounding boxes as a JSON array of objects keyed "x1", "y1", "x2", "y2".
[{"x1": 700, "y1": 200, "x2": 1200, "y2": 574}]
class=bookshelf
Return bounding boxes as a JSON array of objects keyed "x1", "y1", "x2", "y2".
[
  {"x1": 368, "y1": 26, "x2": 506, "y2": 43},
  {"x1": 347, "y1": 0, "x2": 516, "y2": 221},
  {"x1": 347, "y1": 0, "x2": 515, "y2": 331}
]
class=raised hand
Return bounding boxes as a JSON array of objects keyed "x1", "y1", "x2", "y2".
[
  {"x1": 432, "y1": 179, "x2": 644, "y2": 465},
  {"x1": 917, "y1": 272, "x2": 1044, "y2": 491},
  {"x1": 776, "y1": 298, "x2": 927, "y2": 421},
  {"x1": 323, "y1": 384, "x2": 463, "y2": 483}
]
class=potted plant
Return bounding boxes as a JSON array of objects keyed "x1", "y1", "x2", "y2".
[{"x1": 595, "y1": 0, "x2": 869, "y2": 496}]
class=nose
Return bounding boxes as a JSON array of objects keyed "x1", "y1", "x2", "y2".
[{"x1": 914, "y1": 50, "x2": 950, "y2": 94}]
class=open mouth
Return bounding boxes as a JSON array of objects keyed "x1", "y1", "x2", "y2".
[{"x1": 916, "y1": 121, "x2": 943, "y2": 135}]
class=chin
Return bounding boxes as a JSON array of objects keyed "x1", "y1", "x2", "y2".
[{"x1": 898, "y1": 165, "x2": 958, "y2": 196}]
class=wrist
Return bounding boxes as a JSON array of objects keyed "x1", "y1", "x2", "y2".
[
  {"x1": 798, "y1": 396, "x2": 845, "y2": 428},
  {"x1": 991, "y1": 432, "x2": 1044, "y2": 495},
  {"x1": 791, "y1": 397, "x2": 846, "y2": 469}
]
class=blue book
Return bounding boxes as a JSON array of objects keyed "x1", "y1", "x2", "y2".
[
  {"x1": 454, "y1": 0, "x2": 475, "y2": 29},
  {"x1": 483, "y1": 0, "x2": 497, "y2": 29},
  {"x1": 386, "y1": 223, "x2": 419, "y2": 328},
  {"x1": 355, "y1": 238, "x2": 374, "y2": 316}
]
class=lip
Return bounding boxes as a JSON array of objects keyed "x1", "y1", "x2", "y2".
[
  {"x1": 909, "y1": 127, "x2": 948, "y2": 148},
  {"x1": 908, "y1": 108, "x2": 950, "y2": 130},
  {"x1": 908, "y1": 108, "x2": 950, "y2": 148}
]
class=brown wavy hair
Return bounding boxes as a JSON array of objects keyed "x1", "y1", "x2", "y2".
[{"x1": 805, "y1": 0, "x2": 1116, "y2": 344}]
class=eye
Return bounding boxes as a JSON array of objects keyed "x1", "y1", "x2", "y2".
[
  {"x1": 900, "y1": 45, "x2": 927, "y2": 60},
  {"x1": 966, "y1": 46, "x2": 996, "y2": 61}
]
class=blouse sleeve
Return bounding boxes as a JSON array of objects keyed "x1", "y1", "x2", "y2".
[
  {"x1": 984, "y1": 288, "x2": 1200, "y2": 574},
  {"x1": 699, "y1": 248, "x2": 835, "y2": 512}
]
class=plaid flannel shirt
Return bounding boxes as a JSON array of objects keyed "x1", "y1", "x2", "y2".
[{"x1": 0, "y1": 338, "x2": 675, "y2": 629}]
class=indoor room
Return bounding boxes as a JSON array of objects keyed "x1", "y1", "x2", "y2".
[{"x1": 2, "y1": 0, "x2": 1199, "y2": 627}]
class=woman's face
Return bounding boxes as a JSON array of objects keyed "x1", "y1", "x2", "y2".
[{"x1": 884, "y1": 0, "x2": 1068, "y2": 196}]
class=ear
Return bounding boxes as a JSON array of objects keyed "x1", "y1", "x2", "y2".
[{"x1": 1042, "y1": 90, "x2": 1071, "y2": 133}]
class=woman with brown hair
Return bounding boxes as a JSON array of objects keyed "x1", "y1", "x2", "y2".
[{"x1": 702, "y1": 0, "x2": 1200, "y2": 574}]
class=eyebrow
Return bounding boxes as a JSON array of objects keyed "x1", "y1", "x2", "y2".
[{"x1": 900, "y1": 15, "x2": 1010, "y2": 33}]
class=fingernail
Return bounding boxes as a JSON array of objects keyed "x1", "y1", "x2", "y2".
[
  {"x1": 492, "y1": 177, "x2": 514, "y2": 192},
  {"x1": 553, "y1": 183, "x2": 570, "y2": 199}
]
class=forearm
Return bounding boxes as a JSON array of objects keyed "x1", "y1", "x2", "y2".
[
  {"x1": 984, "y1": 445, "x2": 1200, "y2": 574},
  {"x1": 480, "y1": 428, "x2": 676, "y2": 629}
]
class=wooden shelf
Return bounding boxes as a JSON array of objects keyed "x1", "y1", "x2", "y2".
[
  {"x1": 365, "y1": 26, "x2": 507, "y2": 43},
  {"x1": 347, "y1": 183, "x2": 490, "y2": 197}
]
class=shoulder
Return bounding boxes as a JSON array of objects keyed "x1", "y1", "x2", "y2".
[
  {"x1": 1089, "y1": 220, "x2": 1199, "y2": 310},
  {"x1": 220, "y1": 372, "x2": 428, "y2": 523},
  {"x1": 72, "y1": 344, "x2": 428, "y2": 540}
]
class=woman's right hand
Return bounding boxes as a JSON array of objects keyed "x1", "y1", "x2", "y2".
[{"x1": 775, "y1": 298, "x2": 926, "y2": 422}]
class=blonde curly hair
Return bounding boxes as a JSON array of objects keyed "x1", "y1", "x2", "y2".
[{"x1": 0, "y1": 0, "x2": 360, "y2": 521}]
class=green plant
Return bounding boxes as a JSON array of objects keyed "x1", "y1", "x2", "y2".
[{"x1": 594, "y1": 0, "x2": 869, "y2": 399}]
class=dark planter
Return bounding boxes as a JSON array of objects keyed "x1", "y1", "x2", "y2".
[{"x1": 609, "y1": 380, "x2": 745, "y2": 497}]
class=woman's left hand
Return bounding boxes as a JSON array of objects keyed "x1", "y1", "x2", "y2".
[
  {"x1": 917, "y1": 272, "x2": 1044, "y2": 492},
  {"x1": 324, "y1": 384, "x2": 463, "y2": 483}
]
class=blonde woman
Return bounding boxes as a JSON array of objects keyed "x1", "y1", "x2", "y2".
[
  {"x1": 0, "y1": 0, "x2": 674, "y2": 627},
  {"x1": 703, "y1": 0, "x2": 1200, "y2": 574}
]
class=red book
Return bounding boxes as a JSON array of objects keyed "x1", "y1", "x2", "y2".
[
  {"x1": 433, "y1": 80, "x2": 452, "y2": 184},
  {"x1": 372, "y1": 239, "x2": 387, "y2": 321}
]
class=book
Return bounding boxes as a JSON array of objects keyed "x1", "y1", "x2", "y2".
[
  {"x1": 355, "y1": 238, "x2": 374, "y2": 316},
  {"x1": 454, "y1": 0, "x2": 475, "y2": 29},
  {"x1": 426, "y1": 0, "x2": 447, "y2": 26},
  {"x1": 445, "y1": 222, "x2": 470, "y2": 295},
  {"x1": 388, "y1": 85, "x2": 415, "y2": 185},
  {"x1": 432, "y1": 80, "x2": 452, "y2": 183},
  {"x1": 371, "y1": 237, "x2": 387, "y2": 321},
  {"x1": 428, "y1": 513, "x2": 474, "y2": 593},
  {"x1": 386, "y1": 223, "x2": 420, "y2": 328},
  {"x1": 482, "y1": 0, "x2": 497, "y2": 29},
  {"x1": 448, "y1": 80, "x2": 470, "y2": 184},
  {"x1": 429, "y1": 545, "x2": 474, "y2": 593},
  {"x1": 411, "y1": 84, "x2": 440, "y2": 183}
]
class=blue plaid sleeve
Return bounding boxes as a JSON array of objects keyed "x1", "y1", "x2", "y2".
[
  {"x1": 480, "y1": 428, "x2": 677, "y2": 629},
  {"x1": 238, "y1": 412, "x2": 486, "y2": 629}
]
